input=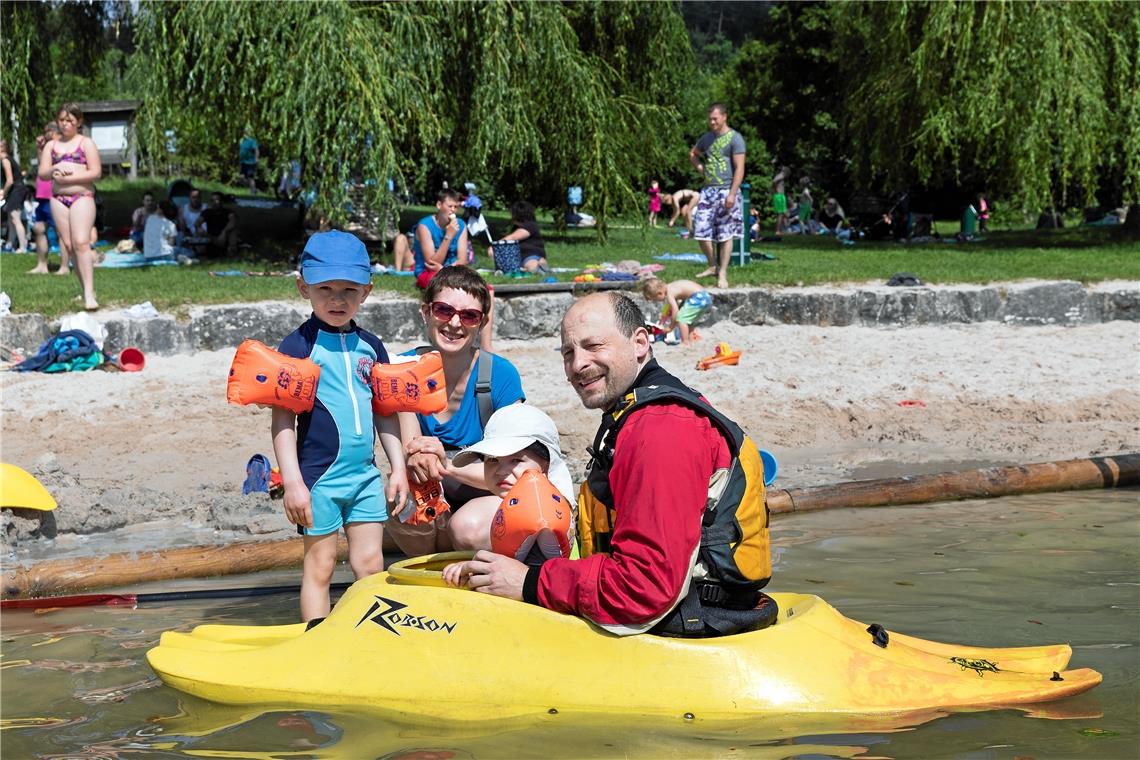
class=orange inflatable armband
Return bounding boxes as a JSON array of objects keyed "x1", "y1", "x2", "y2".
[
  {"x1": 490, "y1": 470, "x2": 572, "y2": 562},
  {"x1": 227, "y1": 340, "x2": 320, "y2": 414},
  {"x1": 696, "y1": 342, "x2": 741, "y2": 371},
  {"x1": 370, "y1": 351, "x2": 447, "y2": 416},
  {"x1": 401, "y1": 479, "x2": 450, "y2": 526}
]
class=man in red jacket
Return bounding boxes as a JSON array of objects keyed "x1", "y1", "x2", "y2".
[{"x1": 455, "y1": 291, "x2": 773, "y2": 637}]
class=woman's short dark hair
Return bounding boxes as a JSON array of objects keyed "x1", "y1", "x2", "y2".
[
  {"x1": 510, "y1": 201, "x2": 536, "y2": 223},
  {"x1": 422, "y1": 265, "x2": 491, "y2": 313}
]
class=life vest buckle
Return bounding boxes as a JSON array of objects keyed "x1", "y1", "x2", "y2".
[{"x1": 697, "y1": 582, "x2": 727, "y2": 605}]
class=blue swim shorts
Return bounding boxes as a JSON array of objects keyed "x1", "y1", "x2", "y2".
[
  {"x1": 676, "y1": 290, "x2": 713, "y2": 325},
  {"x1": 34, "y1": 199, "x2": 53, "y2": 226},
  {"x1": 693, "y1": 186, "x2": 744, "y2": 243},
  {"x1": 301, "y1": 469, "x2": 388, "y2": 536}
]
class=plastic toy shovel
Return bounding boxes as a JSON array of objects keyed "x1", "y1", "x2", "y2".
[{"x1": 0, "y1": 463, "x2": 57, "y2": 511}]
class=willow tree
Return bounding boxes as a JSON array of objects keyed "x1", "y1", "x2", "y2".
[
  {"x1": 2, "y1": 1, "x2": 136, "y2": 161},
  {"x1": 131, "y1": 0, "x2": 690, "y2": 231},
  {"x1": 0, "y1": 3, "x2": 47, "y2": 159},
  {"x1": 831, "y1": 0, "x2": 1140, "y2": 211}
]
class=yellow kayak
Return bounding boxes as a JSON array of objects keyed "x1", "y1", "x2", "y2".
[
  {"x1": 147, "y1": 553, "x2": 1100, "y2": 720},
  {"x1": 0, "y1": 463, "x2": 57, "y2": 511}
]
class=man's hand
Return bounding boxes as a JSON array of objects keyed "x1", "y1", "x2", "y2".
[
  {"x1": 724, "y1": 192, "x2": 736, "y2": 211},
  {"x1": 460, "y1": 550, "x2": 528, "y2": 600}
]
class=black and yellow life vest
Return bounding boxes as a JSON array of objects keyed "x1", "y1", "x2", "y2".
[{"x1": 577, "y1": 362, "x2": 774, "y2": 636}]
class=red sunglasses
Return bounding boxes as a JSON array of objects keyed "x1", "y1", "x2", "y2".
[{"x1": 429, "y1": 301, "x2": 484, "y2": 326}]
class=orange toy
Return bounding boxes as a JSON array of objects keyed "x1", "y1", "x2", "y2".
[
  {"x1": 401, "y1": 479, "x2": 450, "y2": 526},
  {"x1": 370, "y1": 351, "x2": 447, "y2": 416},
  {"x1": 696, "y1": 342, "x2": 742, "y2": 371},
  {"x1": 227, "y1": 340, "x2": 320, "y2": 414},
  {"x1": 490, "y1": 470, "x2": 572, "y2": 562}
]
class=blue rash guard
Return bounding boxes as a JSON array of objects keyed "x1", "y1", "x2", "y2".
[{"x1": 279, "y1": 315, "x2": 391, "y2": 535}]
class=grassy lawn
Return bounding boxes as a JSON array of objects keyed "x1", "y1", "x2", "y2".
[{"x1": 3, "y1": 178, "x2": 1137, "y2": 318}]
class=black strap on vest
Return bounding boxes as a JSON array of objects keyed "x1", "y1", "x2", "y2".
[{"x1": 416, "y1": 345, "x2": 495, "y2": 428}]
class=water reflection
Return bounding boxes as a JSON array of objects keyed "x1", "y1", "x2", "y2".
[{"x1": 1, "y1": 490, "x2": 1136, "y2": 759}]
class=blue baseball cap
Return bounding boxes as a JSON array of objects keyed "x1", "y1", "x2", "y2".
[{"x1": 299, "y1": 230, "x2": 371, "y2": 285}]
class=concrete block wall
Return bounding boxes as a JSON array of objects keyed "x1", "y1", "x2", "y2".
[{"x1": 1, "y1": 281, "x2": 1136, "y2": 357}]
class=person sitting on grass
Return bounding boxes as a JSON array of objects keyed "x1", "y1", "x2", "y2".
[
  {"x1": 642, "y1": 276, "x2": 712, "y2": 346},
  {"x1": 129, "y1": 191, "x2": 157, "y2": 251},
  {"x1": 440, "y1": 403, "x2": 576, "y2": 587},
  {"x1": 201, "y1": 191, "x2": 238, "y2": 257},
  {"x1": 489, "y1": 201, "x2": 549, "y2": 273},
  {"x1": 143, "y1": 200, "x2": 182, "y2": 262},
  {"x1": 817, "y1": 197, "x2": 851, "y2": 241},
  {"x1": 413, "y1": 188, "x2": 469, "y2": 289}
]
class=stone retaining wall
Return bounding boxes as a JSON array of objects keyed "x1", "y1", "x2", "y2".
[{"x1": 2, "y1": 280, "x2": 1137, "y2": 356}]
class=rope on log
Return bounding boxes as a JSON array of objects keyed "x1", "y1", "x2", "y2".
[{"x1": 3, "y1": 454, "x2": 1136, "y2": 599}]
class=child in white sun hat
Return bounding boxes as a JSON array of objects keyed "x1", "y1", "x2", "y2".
[{"x1": 442, "y1": 403, "x2": 578, "y2": 585}]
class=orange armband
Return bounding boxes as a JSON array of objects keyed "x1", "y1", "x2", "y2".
[
  {"x1": 226, "y1": 339, "x2": 320, "y2": 414},
  {"x1": 490, "y1": 470, "x2": 572, "y2": 562},
  {"x1": 370, "y1": 351, "x2": 447, "y2": 416}
]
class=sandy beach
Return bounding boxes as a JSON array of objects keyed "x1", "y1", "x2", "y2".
[{"x1": 2, "y1": 319, "x2": 1138, "y2": 562}]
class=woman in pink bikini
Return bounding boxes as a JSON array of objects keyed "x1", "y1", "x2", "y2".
[{"x1": 38, "y1": 102, "x2": 101, "y2": 310}]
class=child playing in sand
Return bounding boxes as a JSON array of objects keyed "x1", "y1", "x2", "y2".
[
  {"x1": 642, "y1": 277, "x2": 712, "y2": 345},
  {"x1": 272, "y1": 230, "x2": 409, "y2": 623},
  {"x1": 441, "y1": 403, "x2": 575, "y2": 586}
]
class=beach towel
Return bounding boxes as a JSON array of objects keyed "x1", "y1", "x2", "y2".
[
  {"x1": 12, "y1": 330, "x2": 104, "y2": 373},
  {"x1": 653, "y1": 252, "x2": 706, "y2": 263},
  {"x1": 99, "y1": 251, "x2": 178, "y2": 268}
]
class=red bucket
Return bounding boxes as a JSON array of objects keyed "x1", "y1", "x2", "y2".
[{"x1": 116, "y1": 347, "x2": 145, "y2": 372}]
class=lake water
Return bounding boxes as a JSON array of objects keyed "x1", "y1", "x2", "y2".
[{"x1": 2, "y1": 489, "x2": 1136, "y2": 759}]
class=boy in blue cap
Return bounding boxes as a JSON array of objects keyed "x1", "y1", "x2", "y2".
[{"x1": 272, "y1": 230, "x2": 409, "y2": 622}]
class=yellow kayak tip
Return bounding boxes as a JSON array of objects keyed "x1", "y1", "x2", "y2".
[{"x1": 0, "y1": 463, "x2": 57, "y2": 511}]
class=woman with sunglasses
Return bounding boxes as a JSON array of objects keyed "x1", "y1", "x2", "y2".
[{"x1": 388, "y1": 265, "x2": 526, "y2": 556}]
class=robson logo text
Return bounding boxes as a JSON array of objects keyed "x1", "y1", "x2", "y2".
[{"x1": 355, "y1": 596, "x2": 458, "y2": 636}]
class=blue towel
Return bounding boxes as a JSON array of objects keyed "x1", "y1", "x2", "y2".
[
  {"x1": 653, "y1": 252, "x2": 706, "y2": 263},
  {"x1": 100, "y1": 251, "x2": 178, "y2": 268},
  {"x1": 13, "y1": 330, "x2": 103, "y2": 373}
]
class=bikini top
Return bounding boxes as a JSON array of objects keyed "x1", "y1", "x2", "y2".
[{"x1": 51, "y1": 142, "x2": 88, "y2": 166}]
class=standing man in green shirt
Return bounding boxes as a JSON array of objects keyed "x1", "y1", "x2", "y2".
[{"x1": 689, "y1": 103, "x2": 746, "y2": 290}]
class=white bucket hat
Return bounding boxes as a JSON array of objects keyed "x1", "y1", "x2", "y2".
[{"x1": 451, "y1": 404, "x2": 574, "y2": 500}]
